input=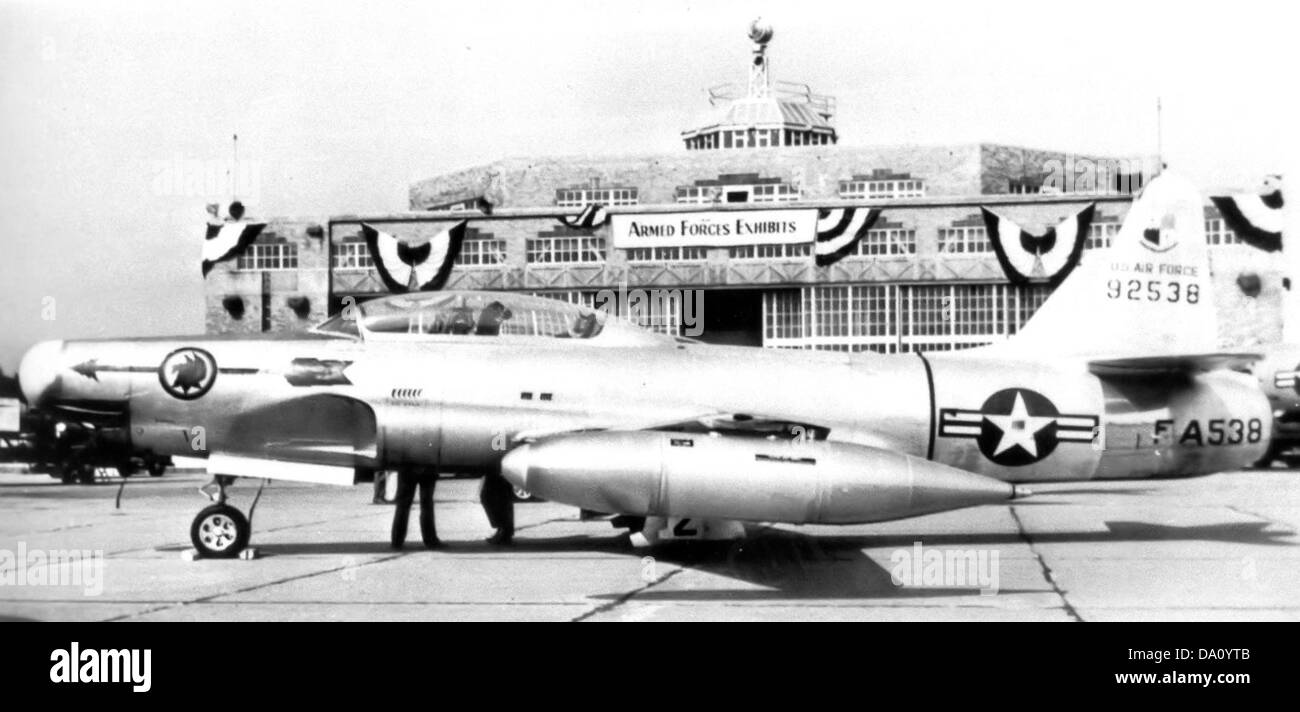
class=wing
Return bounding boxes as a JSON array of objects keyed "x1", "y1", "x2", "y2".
[
  {"x1": 201, "y1": 222, "x2": 266, "y2": 276},
  {"x1": 1210, "y1": 193, "x2": 1284, "y2": 252},
  {"x1": 208, "y1": 393, "x2": 379, "y2": 485},
  {"x1": 814, "y1": 207, "x2": 882, "y2": 266},
  {"x1": 1088, "y1": 352, "x2": 1262, "y2": 376},
  {"x1": 361, "y1": 223, "x2": 415, "y2": 291}
]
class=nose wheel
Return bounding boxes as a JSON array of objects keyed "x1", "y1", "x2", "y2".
[
  {"x1": 190, "y1": 504, "x2": 250, "y2": 558},
  {"x1": 512, "y1": 484, "x2": 537, "y2": 502},
  {"x1": 189, "y1": 475, "x2": 257, "y2": 559}
]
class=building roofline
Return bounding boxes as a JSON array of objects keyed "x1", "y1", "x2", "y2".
[
  {"x1": 334, "y1": 192, "x2": 1137, "y2": 227},
  {"x1": 413, "y1": 141, "x2": 1152, "y2": 181}
]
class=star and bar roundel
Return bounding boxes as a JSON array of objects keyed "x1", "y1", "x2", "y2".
[
  {"x1": 1275, "y1": 364, "x2": 1300, "y2": 396},
  {"x1": 940, "y1": 388, "x2": 1100, "y2": 467}
]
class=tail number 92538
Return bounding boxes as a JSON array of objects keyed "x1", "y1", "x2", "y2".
[{"x1": 1106, "y1": 279, "x2": 1200, "y2": 304}]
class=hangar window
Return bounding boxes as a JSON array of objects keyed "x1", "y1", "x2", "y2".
[
  {"x1": 555, "y1": 186, "x2": 639, "y2": 208},
  {"x1": 938, "y1": 225, "x2": 990, "y2": 254},
  {"x1": 331, "y1": 242, "x2": 373, "y2": 271},
  {"x1": 526, "y1": 235, "x2": 606, "y2": 264},
  {"x1": 730, "y1": 243, "x2": 812, "y2": 261},
  {"x1": 752, "y1": 184, "x2": 800, "y2": 202},
  {"x1": 457, "y1": 236, "x2": 508, "y2": 266},
  {"x1": 236, "y1": 242, "x2": 298, "y2": 271},
  {"x1": 626, "y1": 247, "x2": 707, "y2": 262},
  {"x1": 1204, "y1": 217, "x2": 1241, "y2": 246},
  {"x1": 855, "y1": 227, "x2": 916, "y2": 256},
  {"x1": 763, "y1": 283, "x2": 1052, "y2": 352},
  {"x1": 1008, "y1": 178, "x2": 1042, "y2": 194},
  {"x1": 678, "y1": 175, "x2": 797, "y2": 204},
  {"x1": 676, "y1": 186, "x2": 717, "y2": 204},
  {"x1": 839, "y1": 176, "x2": 926, "y2": 200},
  {"x1": 1085, "y1": 220, "x2": 1122, "y2": 250}
]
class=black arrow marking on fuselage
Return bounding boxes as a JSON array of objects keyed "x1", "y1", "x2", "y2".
[{"x1": 71, "y1": 360, "x2": 259, "y2": 381}]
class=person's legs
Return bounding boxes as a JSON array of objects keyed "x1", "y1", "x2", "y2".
[
  {"x1": 417, "y1": 469, "x2": 439, "y2": 548},
  {"x1": 390, "y1": 469, "x2": 417, "y2": 549},
  {"x1": 480, "y1": 469, "x2": 514, "y2": 545}
]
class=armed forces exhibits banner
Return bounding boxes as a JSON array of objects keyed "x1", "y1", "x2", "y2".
[
  {"x1": 611, "y1": 209, "x2": 817, "y2": 249},
  {"x1": 610, "y1": 207, "x2": 881, "y2": 266}
]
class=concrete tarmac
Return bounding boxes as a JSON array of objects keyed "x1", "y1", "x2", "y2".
[{"x1": 1, "y1": 468, "x2": 1298, "y2": 621}]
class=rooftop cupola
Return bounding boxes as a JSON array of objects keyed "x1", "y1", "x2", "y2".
[{"x1": 681, "y1": 19, "x2": 838, "y2": 151}]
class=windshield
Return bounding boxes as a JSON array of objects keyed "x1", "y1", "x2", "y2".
[
  {"x1": 351, "y1": 292, "x2": 606, "y2": 340},
  {"x1": 312, "y1": 313, "x2": 362, "y2": 338}
]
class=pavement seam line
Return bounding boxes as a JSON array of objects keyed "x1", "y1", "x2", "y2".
[
  {"x1": 1010, "y1": 505, "x2": 1083, "y2": 622},
  {"x1": 102, "y1": 553, "x2": 407, "y2": 621},
  {"x1": 571, "y1": 568, "x2": 683, "y2": 622}
]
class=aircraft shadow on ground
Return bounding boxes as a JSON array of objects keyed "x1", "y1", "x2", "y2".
[
  {"x1": 590, "y1": 519, "x2": 1292, "y2": 602},
  {"x1": 186, "y1": 517, "x2": 1297, "y2": 603}
]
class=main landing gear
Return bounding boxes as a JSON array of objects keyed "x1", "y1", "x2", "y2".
[{"x1": 190, "y1": 475, "x2": 256, "y2": 559}]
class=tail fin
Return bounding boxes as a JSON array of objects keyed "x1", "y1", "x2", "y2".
[{"x1": 994, "y1": 171, "x2": 1216, "y2": 359}]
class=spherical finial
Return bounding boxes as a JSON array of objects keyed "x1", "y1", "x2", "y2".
[{"x1": 748, "y1": 17, "x2": 773, "y2": 45}]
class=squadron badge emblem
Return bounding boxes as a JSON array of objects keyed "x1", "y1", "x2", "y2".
[
  {"x1": 940, "y1": 388, "x2": 1099, "y2": 467},
  {"x1": 158, "y1": 347, "x2": 218, "y2": 400}
]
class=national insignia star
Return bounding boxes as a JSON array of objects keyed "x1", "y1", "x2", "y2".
[{"x1": 983, "y1": 391, "x2": 1056, "y2": 457}]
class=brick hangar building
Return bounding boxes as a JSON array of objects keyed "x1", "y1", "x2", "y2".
[{"x1": 203, "y1": 21, "x2": 1282, "y2": 352}]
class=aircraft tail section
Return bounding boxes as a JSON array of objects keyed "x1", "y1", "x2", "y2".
[{"x1": 992, "y1": 171, "x2": 1217, "y2": 360}]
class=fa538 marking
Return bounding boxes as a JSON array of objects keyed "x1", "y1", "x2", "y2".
[{"x1": 1155, "y1": 418, "x2": 1265, "y2": 447}]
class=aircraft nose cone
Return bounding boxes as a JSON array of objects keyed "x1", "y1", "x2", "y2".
[
  {"x1": 17, "y1": 340, "x2": 64, "y2": 407},
  {"x1": 500, "y1": 444, "x2": 531, "y2": 491}
]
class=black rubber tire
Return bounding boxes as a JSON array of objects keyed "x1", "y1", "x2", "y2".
[
  {"x1": 58, "y1": 463, "x2": 76, "y2": 485},
  {"x1": 147, "y1": 460, "x2": 167, "y2": 477},
  {"x1": 511, "y1": 485, "x2": 537, "y2": 503},
  {"x1": 190, "y1": 504, "x2": 250, "y2": 559},
  {"x1": 75, "y1": 464, "x2": 96, "y2": 485}
]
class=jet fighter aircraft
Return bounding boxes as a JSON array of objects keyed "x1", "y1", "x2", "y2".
[{"x1": 16, "y1": 172, "x2": 1272, "y2": 557}]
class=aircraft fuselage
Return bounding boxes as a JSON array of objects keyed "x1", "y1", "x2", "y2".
[{"x1": 20, "y1": 334, "x2": 1271, "y2": 485}]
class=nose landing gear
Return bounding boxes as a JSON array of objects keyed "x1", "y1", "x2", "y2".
[
  {"x1": 190, "y1": 504, "x2": 250, "y2": 558},
  {"x1": 189, "y1": 475, "x2": 255, "y2": 559}
]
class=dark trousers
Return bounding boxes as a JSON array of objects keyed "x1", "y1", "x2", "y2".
[
  {"x1": 392, "y1": 468, "x2": 438, "y2": 548},
  {"x1": 480, "y1": 469, "x2": 515, "y2": 536}
]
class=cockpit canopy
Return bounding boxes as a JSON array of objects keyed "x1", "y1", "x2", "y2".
[{"x1": 312, "y1": 291, "x2": 658, "y2": 344}]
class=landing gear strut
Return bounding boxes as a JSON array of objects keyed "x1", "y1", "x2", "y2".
[{"x1": 190, "y1": 475, "x2": 252, "y2": 558}]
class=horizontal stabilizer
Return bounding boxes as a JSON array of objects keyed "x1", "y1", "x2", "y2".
[{"x1": 1087, "y1": 352, "x2": 1262, "y2": 376}]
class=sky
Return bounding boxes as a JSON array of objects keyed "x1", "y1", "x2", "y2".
[{"x1": 1, "y1": 0, "x2": 1298, "y2": 371}]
